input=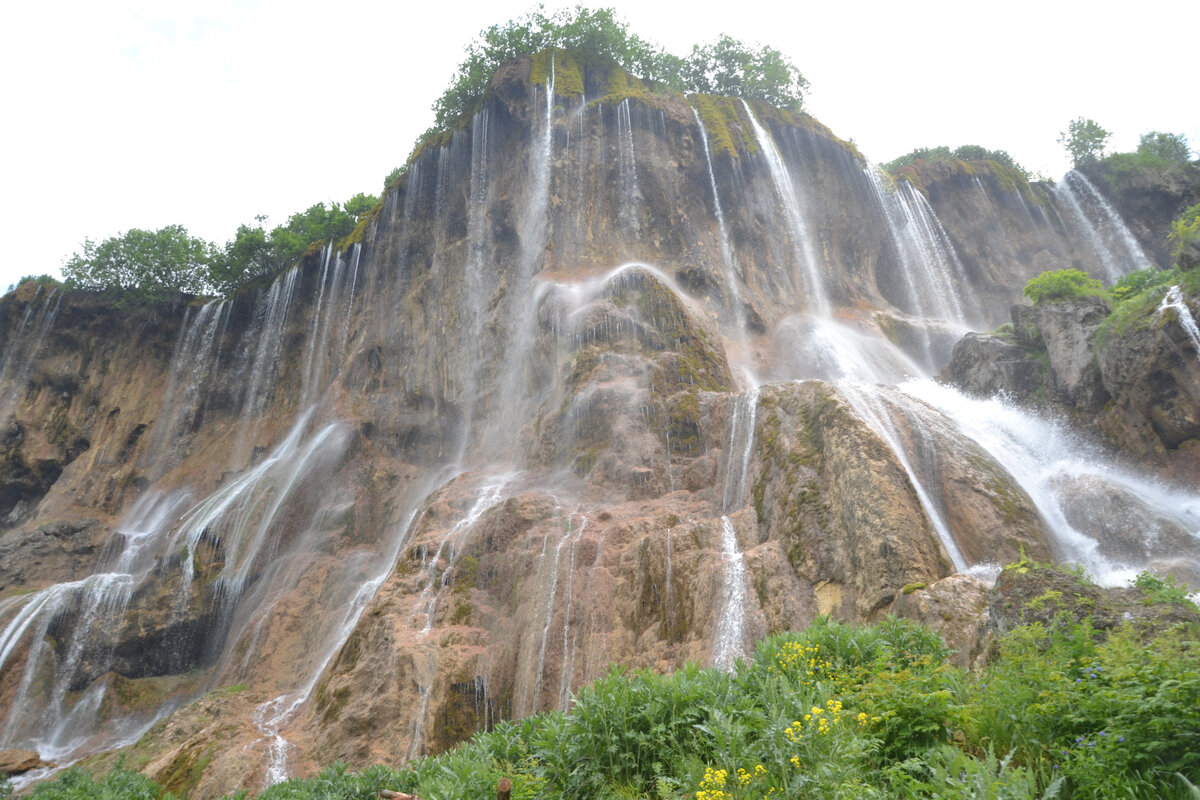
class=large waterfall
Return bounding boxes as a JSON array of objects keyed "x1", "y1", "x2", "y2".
[{"x1": 1, "y1": 56, "x2": 1197, "y2": 794}]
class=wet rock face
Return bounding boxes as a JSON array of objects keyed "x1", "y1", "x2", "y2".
[
  {"x1": 944, "y1": 287, "x2": 1200, "y2": 480},
  {"x1": 1012, "y1": 297, "x2": 1111, "y2": 410},
  {"x1": 1098, "y1": 292, "x2": 1200, "y2": 463},
  {"x1": 939, "y1": 332, "x2": 1044, "y2": 402}
]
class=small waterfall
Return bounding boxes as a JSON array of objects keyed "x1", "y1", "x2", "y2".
[
  {"x1": 616, "y1": 98, "x2": 641, "y2": 239},
  {"x1": 556, "y1": 512, "x2": 586, "y2": 711},
  {"x1": 454, "y1": 109, "x2": 493, "y2": 463},
  {"x1": 712, "y1": 386, "x2": 760, "y2": 670},
  {"x1": 143, "y1": 300, "x2": 230, "y2": 477},
  {"x1": 0, "y1": 287, "x2": 62, "y2": 425},
  {"x1": 837, "y1": 381, "x2": 970, "y2": 573},
  {"x1": 1158, "y1": 286, "x2": 1200, "y2": 361},
  {"x1": 740, "y1": 100, "x2": 828, "y2": 313},
  {"x1": 1054, "y1": 171, "x2": 1152, "y2": 283},
  {"x1": 864, "y1": 166, "x2": 976, "y2": 328},
  {"x1": 232, "y1": 266, "x2": 301, "y2": 467},
  {"x1": 412, "y1": 481, "x2": 505, "y2": 633},
  {"x1": 691, "y1": 105, "x2": 745, "y2": 334},
  {"x1": 896, "y1": 379, "x2": 1200, "y2": 585}
]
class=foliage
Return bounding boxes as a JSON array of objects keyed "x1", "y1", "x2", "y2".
[
  {"x1": 1059, "y1": 117, "x2": 1111, "y2": 168},
  {"x1": 60, "y1": 190, "x2": 380, "y2": 303},
  {"x1": 1133, "y1": 571, "x2": 1198, "y2": 610},
  {"x1": 1022, "y1": 268, "x2": 1105, "y2": 305},
  {"x1": 0, "y1": 775, "x2": 10, "y2": 800},
  {"x1": 1137, "y1": 131, "x2": 1191, "y2": 163},
  {"x1": 685, "y1": 35, "x2": 808, "y2": 111},
  {"x1": 256, "y1": 763, "x2": 403, "y2": 800},
  {"x1": 882, "y1": 144, "x2": 1028, "y2": 177},
  {"x1": 430, "y1": 7, "x2": 808, "y2": 131},
  {"x1": 63, "y1": 224, "x2": 221, "y2": 302},
  {"x1": 28, "y1": 764, "x2": 162, "y2": 800},
  {"x1": 1170, "y1": 203, "x2": 1200, "y2": 271}
]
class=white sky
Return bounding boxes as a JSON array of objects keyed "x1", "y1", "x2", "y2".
[{"x1": 2, "y1": 0, "x2": 1196, "y2": 293}]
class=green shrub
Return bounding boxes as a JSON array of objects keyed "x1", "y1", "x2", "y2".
[
  {"x1": 29, "y1": 765, "x2": 162, "y2": 800},
  {"x1": 1171, "y1": 203, "x2": 1200, "y2": 271},
  {"x1": 1022, "y1": 268, "x2": 1105, "y2": 305}
]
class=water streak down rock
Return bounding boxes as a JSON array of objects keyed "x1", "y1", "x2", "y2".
[{"x1": 1, "y1": 53, "x2": 1198, "y2": 796}]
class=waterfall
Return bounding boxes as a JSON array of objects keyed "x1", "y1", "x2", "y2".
[
  {"x1": 691, "y1": 105, "x2": 745, "y2": 334},
  {"x1": 864, "y1": 166, "x2": 976, "y2": 328},
  {"x1": 616, "y1": 98, "x2": 641, "y2": 239},
  {"x1": 0, "y1": 287, "x2": 62, "y2": 426},
  {"x1": 740, "y1": 100, "x2": 828, "y2": 313},
  {"x1": 454, "y1": 109, "x2": 493, "y2": 464},
  {"x1": 897, "y1": 378, "x2": 1200, "y2": 585},
  {"x1": 232, "y1": 266, "x2": 301, "y2": 467},
  {"x1": 1158, "y1": 285, "x2": 1200, "y2": 361},
  {"x1": 1054, "y1": 170, "x2": 1152, "y2": 283},
  {"x1": 837, "y1": 382, "x2": 970, "y2": 573},
  {"x1": 144, "y1": 299, "x2": 230, "y2": 477},
  {"x1": 712, "y1": 386, "x2": 760, "y2": 670}
]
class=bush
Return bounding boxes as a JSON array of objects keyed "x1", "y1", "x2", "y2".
[
  {"x1": 29, "y1": 765, "x2": 162, "y2": 800},
  {"x1": 1171, "y1": 203, "x2": 1200, "y2": 271},
  {"x1": 1022, "y1": 268, "x2": 1105, "y2": 305}
]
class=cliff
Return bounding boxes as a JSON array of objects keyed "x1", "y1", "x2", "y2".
[{"x1": 1, "y1": 52, "x2": 1197, "y2": 796}]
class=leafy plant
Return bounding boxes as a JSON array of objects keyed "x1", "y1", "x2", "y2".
[
  {"x1": 1137, "y1": 131, "x2": 1191, "y2": 163},
  {"x1": 1170, "y1": 203, "x2": 1200, "y2": 271},
  {"x1": 1059, "y1": 117, "x2": 1111, "y2": 167},
  {"x1": 1022, "y1": 268, "x2": 1105, "y2": 305}
]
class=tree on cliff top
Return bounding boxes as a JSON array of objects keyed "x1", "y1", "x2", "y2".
[
  {"x1": 63, "y1": 225, "x2": 219, "y2": 302},
  {"x1": 431, "y1": 6, "x2": 808, "y2": 129},
  {"x1": 1059, "y1": 117, "x2": 1111, "y2": 168}
]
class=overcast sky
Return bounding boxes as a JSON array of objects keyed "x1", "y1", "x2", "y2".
[{"x1": 2, "y1": 0, "x2": 1195, "y2": 294}]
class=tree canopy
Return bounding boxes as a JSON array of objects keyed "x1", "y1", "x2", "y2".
[
  {"x1": 431, "y1": 7, "x2": 808, "y2": 130},
  {"x1": 881, "y1": 144, "x2": 1027, "y2": 176},
  {"x1": 62, "y1": 192, "x2": 379, "y2": 302},
  {"x1": 1137, "y1": 131, "x2": 1191, "y2": 163},
  {"x1": 1059, "y1": 117, "x2": 1111, "y2": 168}
]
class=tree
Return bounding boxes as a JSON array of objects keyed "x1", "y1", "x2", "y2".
[
  {"x1": 1059, "y1": 117, "x2": 1110, "y2": 167},
  {"x1": 1137, "y1": 131, "x2": 1191, "y2": 163},
  {"x1": 63, "y1": 225, "x2": 220, "y2": 301}
]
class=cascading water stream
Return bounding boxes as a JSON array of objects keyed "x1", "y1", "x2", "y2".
[
  {"x1": 1158, "y1": 285, "x2": 1200, "y2": 360},
  {"x1": 691, "y1": 105, "x2": 746, "y2": 335},
  {"x1": 897, "y1": 378, "x2": 1200, "y2": 584},
  {"x1": 232, "y1": 266, "x2": 301, "y2": 467},
  {"x1": 712, "y1": 385, "x2": 760, "y2": 671},
  {"x1": 1054, "y1": 170, "x2": 1152, "y2": 283},
  {"x1": 837, "y1": 381, "x2": 970, "y2": 573},
  {"x1": 0, "y1": 287, "x2": 62, "y2": 426},
  {"x1": 616, "y1": 98, "x2": 641, "y2": 239},
  {"x1": 740, "y1": 100, "x2": 828, "y2": 314},
  {"x1": 864, "y1": 166, "x2": 976, "y2": 329}
]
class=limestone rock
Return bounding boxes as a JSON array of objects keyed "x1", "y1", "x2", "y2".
[
  {"x1": 939, "y1": 332, "x2": 1044, "y2": 402},
  {"x1": 1012, "y1": 297, "x2": 1111, "y2": 410},
  {"x1": 0, "y1": 748, "x2": 52, "y2": 775}
]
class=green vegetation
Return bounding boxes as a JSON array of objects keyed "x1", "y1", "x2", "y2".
[
  {"x1": 429, "y1": 7, "x2": 807, "y2": 134},
  {"x1": 1022, "y1": 268, "x2": 1105, "y2": 305},
  {"x1": 27, "y1": 763, "x2": 161, "y2": 800},
  {"x1": 60, "y1": 192, "x2": 379, "y2": 303},
  {"x1": 1137, "y1": 131, "x2": 1192, "y2": 164},
  {"x1": 1060, "y1": 117, "x2": 1111, "y2": 168},
  {"x1": 882, "y1": 144, "x2": 1028, "y2": 177},
  {"x1": 1171, "y1": 203, "x2": 1200, "y2": 271}
]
